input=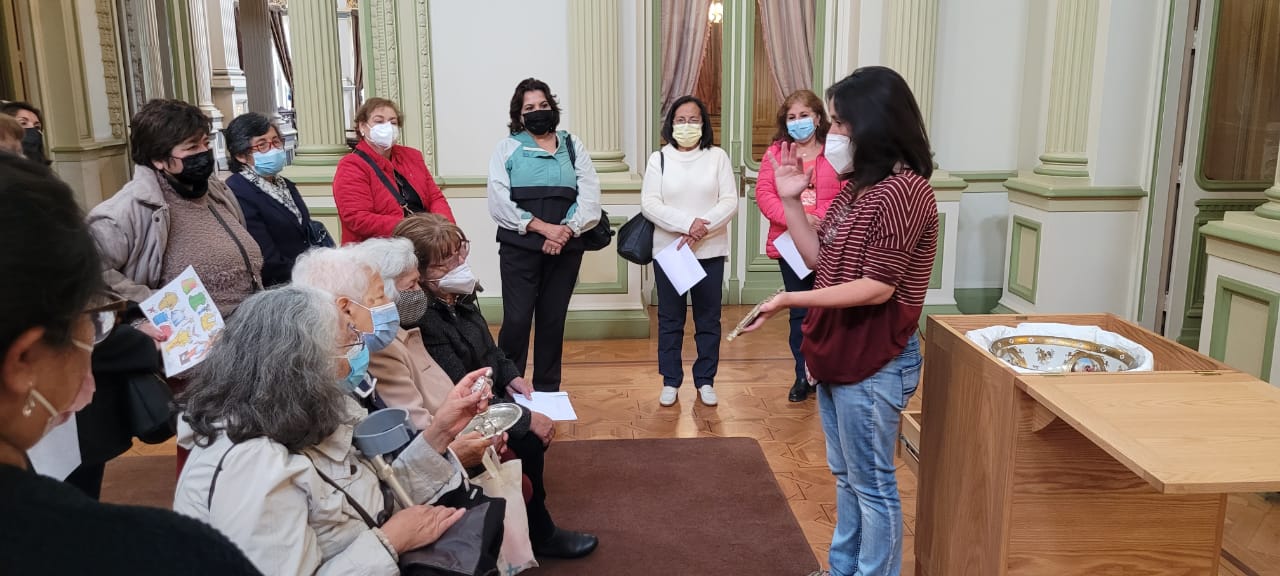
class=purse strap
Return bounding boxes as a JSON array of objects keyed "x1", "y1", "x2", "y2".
[
  {"x1": 353, "y1": 148, "x2": 414, "y2": 217},
  {"x1": 208, "y1": 205, "x2": 262, "y2": 292},
  {"x1": 302, "y1": 452, "x2": 398, "y2": 529},
  {"x1": 206, "y1": 443, "x2": 236, "y2": 509}
]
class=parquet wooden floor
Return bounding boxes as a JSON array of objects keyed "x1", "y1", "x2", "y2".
[{"x1": 122, "y1": 306, "x2": 1278, "y2": 574}]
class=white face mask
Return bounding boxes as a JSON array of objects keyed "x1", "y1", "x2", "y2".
[
  {"x1": 436, "y1": 263, "x2": 478, "y2": 295},
  {"x1": 367, "y1": 122, "x2": 399, "y2": 149},
  {"x1": 824, "y1": 134, "x2": 853, "y2": 174},
  {"x1": 25, "y1": 387, "x2": 62, "y2": 437}
]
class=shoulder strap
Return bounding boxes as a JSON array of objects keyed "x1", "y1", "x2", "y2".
[
  {"x1": 208, "y1": 205, "x2": 262, "y2": 292},
  {"x1": 353, "y1": 148, "x2": 412, "y2": 211},
  {"x1": 303, "y1": 452, "x2": 381, "y2": 529},
  {"x1": 565, "y1": 133, "x2": 577, "y2": 167},
  {"x1": 660, "y1": 151, "x2": 664, "y2": 173},
  {"x1": 206, "y1": 444, "x2": 237, "y2": 509}
]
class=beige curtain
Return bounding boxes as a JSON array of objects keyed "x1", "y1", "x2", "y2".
[
  {"x1": 661, "y1": 0, "x2": 713, "y2": 116},
  {"x1": 757, "y1": 0, "x2": 815, "y2": 101}
]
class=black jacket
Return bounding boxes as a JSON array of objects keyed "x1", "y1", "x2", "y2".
[
  {"x1": 414, "y1": 293, "x2": 531, "y2": 434},
  {"x1": 0, "y1": 463, "x2": 263, "y2": 575},
  {"x1": 226, "y1": 173, "x2": 312, "y2": 287},
  {"x1": 76, "y1": 324, "x2": 167, "y2": 467}
]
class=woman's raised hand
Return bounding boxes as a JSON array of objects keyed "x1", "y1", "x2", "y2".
[{"x1": 770, "y1": 141, "x2": 813, "y2": 201}]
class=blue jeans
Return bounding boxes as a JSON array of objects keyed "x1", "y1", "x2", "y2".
[
  {"x1": 777, "y1": 257, "x2": 814, "y2": 382},
  {"x1": 817, "y1": 335, "x2": 921, "y2": 576}
]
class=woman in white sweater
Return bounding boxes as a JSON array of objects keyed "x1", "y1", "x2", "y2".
[{"x1": 641, "y1": 95, "x2": 739, "y2": 408}]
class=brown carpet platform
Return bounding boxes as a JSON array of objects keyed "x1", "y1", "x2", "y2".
[{"x1": 102, "y1": 437, "x2": 820, "y2": 575}]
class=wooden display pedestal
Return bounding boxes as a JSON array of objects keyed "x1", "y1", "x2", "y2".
[{"x1": 910, "y1": 313, "x2": 1280, "y2": 576}]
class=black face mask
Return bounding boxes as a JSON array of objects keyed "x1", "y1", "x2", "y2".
[
  {"x1": 21, "y1": 128, "x2": 46, "y2": 164},
  {"x1": 168, "y1": 150, "x2": 215, "y2": 199},
  {"x1": 523, "y1": 109, "x2": 559, "y2": 136}
]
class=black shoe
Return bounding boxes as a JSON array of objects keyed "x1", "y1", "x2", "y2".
[
  {"x1": 788, "y1": 378, "x2": 810, "y2": 402},
  {"x1": 533, "y1": 528, "x2": 599, "y2": 559}
]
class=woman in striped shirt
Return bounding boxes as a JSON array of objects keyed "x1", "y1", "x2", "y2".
[{"x1": 744, "y1": 66, "x2": 937, "y2": 576}]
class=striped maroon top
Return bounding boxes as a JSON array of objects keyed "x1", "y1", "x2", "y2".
[{"x1": 800, "y1": 170, "x2": 937, "y2": 383}]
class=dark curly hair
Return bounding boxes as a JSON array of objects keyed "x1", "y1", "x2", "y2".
[
  {"x1": 128, "y1": 99, "x2": 210, "y2": 167},
  {"x1": 826, "y1": 66, "x2": 933, "y2": 189},
  {"x1": 507, "y1": 78, "x2": 561, "y2": 135}
]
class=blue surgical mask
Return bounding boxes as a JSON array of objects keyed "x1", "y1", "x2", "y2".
[
  {"x1": 342, "y1": 342, "x2": 370, "y2": 393},
  {"x1": 787, "y1": 117, "x2": 816, "y2": 142},
  {"x1": 356, "y1": 301, "x2": 400, "y2": 353},
  {"x1": 252, "y1": 147, "x2": 288, "y2": 177}
]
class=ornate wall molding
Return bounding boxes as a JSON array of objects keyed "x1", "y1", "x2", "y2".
[
  {"x1": 415, "y1": 0, "x2": 435, "y2": 171},
  {"x1": 95, "y1": 0, "x2": 125, "y2": 139},
  {"x1": 367, "y1": 0, "x2": 400, "y2": 99}
]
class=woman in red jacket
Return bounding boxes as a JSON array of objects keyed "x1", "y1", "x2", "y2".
[
  {"x1": 333, "y1": 98, "x2": 454, "y2": 244},
  {"x1": 755, "y1": 89, "x2": 842, "y2": 402}
]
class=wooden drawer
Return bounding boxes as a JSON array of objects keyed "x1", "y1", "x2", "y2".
[{"x1": 900, "y1": 410, "x2": 922, "y2": 475}]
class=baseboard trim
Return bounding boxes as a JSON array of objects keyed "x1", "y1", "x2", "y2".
[{"x1": 477, "y1": 297, "x2": 651, "y2": 340}]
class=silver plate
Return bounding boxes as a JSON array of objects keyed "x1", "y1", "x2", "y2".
[{"x1": 459, "y1": 403, "x2": 523, "y2": 439}]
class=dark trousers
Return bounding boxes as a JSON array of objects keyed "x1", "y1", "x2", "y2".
[
  {"x1": 65, "y1": 462, "x2": 106, "y2": 500},
  {"x1": 655, "y1": 256, "x2": 725, "y2": 388},
  {"x1": 497, "y1": 243, "x2": 584, "y2": 392},
  {"x1": 778, "y1": 258, "x2": 814, "y2": 382},
  {"x1": 507, "y1": 425, "x2": 556, "y2": 543}
]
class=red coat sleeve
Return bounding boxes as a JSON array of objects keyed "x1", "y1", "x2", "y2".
[
  {"x1": 755, "y1": 142, "x2": 788, "y2": 227},
  {"x1": 333, "y1": 155, "x2": 403, "y2": 240}
]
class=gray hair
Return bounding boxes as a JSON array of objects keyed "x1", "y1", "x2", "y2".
[
  {"x1": 291, "y1": 247, "x2": 374, "y2": 300},
  {"x1": 178, "y1": 286, "x2": 348, "y2": 452},
  {"x1": 346, "y1": 237, "x2": 418, "y2": 301}
]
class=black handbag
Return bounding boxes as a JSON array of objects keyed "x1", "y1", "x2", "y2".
[
  {"x1": 616, "y1": 151, "x2": 664, "y2": 265},
  {"x1": 310, "y1": 462, "x2": 505, "y2": 576},
  {"x1": 307, "y1": 220, "x2": 336, "y2": 248},
  {"x1": 126, "y1": 372, "x2": 176, "y2": 444},
  {"x1": 582, "y1": 209, "x2": 614, "y2": 251}
]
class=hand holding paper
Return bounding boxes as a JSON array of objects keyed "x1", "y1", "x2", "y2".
[{"x1": 653, "y1": 238, "x2": 707, "y2": 296}]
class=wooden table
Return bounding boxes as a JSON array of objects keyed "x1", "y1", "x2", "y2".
[{"x1": 912, "y1": 314, "x2": 1280, "y2": 576}]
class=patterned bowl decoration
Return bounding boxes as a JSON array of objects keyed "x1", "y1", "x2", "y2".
[{"x1": 989, "y1": 335, "x2": 1139, "y2": 373}]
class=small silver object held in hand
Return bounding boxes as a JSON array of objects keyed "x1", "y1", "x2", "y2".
[
  {"x1": 726, "y1": 287, "x2": 785, "y2": 342},
  {"x1": 471, "y1": 368, "x2": 493, "y2": 397}
]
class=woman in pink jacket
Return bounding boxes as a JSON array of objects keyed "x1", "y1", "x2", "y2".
[{"x1": 755, "y1": 90, "x2": 843, "y2": 402}]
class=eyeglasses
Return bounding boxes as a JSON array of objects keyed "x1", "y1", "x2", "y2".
[
  {"x1": 250, "y1": 139, "x2": 285, "y2": 154},
  {"x1": 72, "y1": 299, "x2": 127, "y2": 352},
  {"x1": 431, "y1": 241, "x2": 470, "y2": 272}
]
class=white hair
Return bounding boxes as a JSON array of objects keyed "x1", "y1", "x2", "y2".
[
  {"x1": 346, "y1": 237, "x2": 418, "y2": 301},
  {"x1": 290, "y1": 247, "x2": 375, "y2": 300}
]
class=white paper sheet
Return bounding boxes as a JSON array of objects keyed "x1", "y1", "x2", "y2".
[
  {"x1": 653, "y1": 238, "x2": 707, "y2": 296},
  {"x1": 140, "y1": 266, "x2": 226, "y2": 377},
  {"x1": 513, "y1": 392, "x2": 579, "y2": 421},
  {"x1": 27, "y1": 416, "x2": 81, "y2": 481},
  {"x1": 773, "y1": 231, "x2": 813, "y2": 279}
]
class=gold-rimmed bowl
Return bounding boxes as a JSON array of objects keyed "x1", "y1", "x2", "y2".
[{"x1": 989, "y1": 335, "x2": 1139, "y2": 373}]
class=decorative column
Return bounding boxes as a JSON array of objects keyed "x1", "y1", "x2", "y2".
[
  {"x1": 567, "y1": 0, "x2": 629, "y2": 175},
  {"x1": 237, "y1": 0, "x2": 279, "y2": 117},
  {"x1": 186, "y1": 0, "x2": 224, "y2": 129},
  {"x1": 129, "y1": 0, "x2": 167, "y2": 100},
  {"x1": 882, "y1": 0, "x2": 964, "y2": 308},
  {"x1": 998, "y1": 0, "x2": 1148, "y2": 317},
  {"x1": 206, "y1": 0, "x2": 248, "y2": 121},
  {"x1": 1033, "y1": 0, "x2": 1099, "y2": 179},
  {"x1": 1253, "y1": 160, "x2": 1280, "y2": 221},
  {"x1": 362, "y1": 0, "x2": 439, "y2": 171},
  {"x1": 286, "y1": 0, "x2": 351, "y2": 166}
]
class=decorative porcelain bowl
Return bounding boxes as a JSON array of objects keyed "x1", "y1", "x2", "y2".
[{"x1": 989, "y1": 335, "x2": 1139, "y2": 373}]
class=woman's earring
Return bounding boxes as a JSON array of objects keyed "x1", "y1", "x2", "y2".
[{"x1": 21, "y1": 392, "x2": 36, "y2": 417}]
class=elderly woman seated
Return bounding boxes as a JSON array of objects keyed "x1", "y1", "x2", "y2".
[
  {"x1": 173, "y1": 286, "x2": 492, "y2": 575},
  {"x1": 388, "y1": 215, "x2": 598, "y2": 559}
]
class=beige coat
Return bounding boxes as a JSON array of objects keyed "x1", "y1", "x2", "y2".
[
  {"x1": 174, "y1": 396, "x2": 464, "y2": 576},
  {"x1": 86, "y1": 166, "x2": 248, "y2": 302},
  {"x1": 370, "y1": 328, "x2": 456, "y2": 431}
]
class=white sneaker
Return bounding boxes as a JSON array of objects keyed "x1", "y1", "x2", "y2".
[
  {"x1": 659, "y1": 386, "x2": 678, "y2": 406},
  {"x1": 697, "y1": 385, "x2": 718, "y2": 406}
]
